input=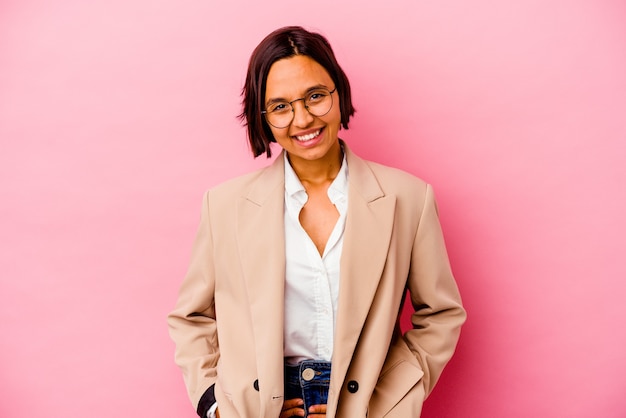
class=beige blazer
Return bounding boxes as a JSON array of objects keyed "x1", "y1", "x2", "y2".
[{"x1": 168, "y1": 143, "x2": 466, "y2": 417}]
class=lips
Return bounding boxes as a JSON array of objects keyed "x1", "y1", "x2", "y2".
[{"x1": 294, "y1": 128, "x2": 322, "y2": 142}]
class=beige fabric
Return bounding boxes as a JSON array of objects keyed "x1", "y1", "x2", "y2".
[{"x1": 168, "y1": 143, "x2": 466, "y2": 417}]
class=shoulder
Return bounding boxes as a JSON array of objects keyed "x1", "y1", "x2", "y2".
[{"x1": 353, "y1": 158, "x2": 439, "y2": 228}]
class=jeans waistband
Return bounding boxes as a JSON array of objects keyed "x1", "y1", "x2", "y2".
[{"x1": 285, "y1": 360, "x2": 332, "y2": 385}]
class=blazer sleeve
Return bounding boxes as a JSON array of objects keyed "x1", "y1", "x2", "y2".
[
  {"x1": 403, "y1": 184, "x2": 466, "y2": 397},
  {"x1": 167, "y1": 191, "x2": 220, "y2": 413}
]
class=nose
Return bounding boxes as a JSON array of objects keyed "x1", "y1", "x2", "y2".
[{"x1": 291, "y1": 99, "x2": 314, "y2": 128}]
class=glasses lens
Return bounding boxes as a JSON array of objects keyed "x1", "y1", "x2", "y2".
[
  {"x1": 265, "y1": 102, "x2": 293, "y2": 129},
  {"x1": 305, "y1": 88, "x2": 333, "y2": 117},
  {"x1": 264, "y1": 87, "x2": 334, "y2": 129}
]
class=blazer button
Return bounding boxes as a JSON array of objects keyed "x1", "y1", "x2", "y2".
[
  {"x1": 347, "y1": 380, "x2": 359, "y2": 393},
  {"x1": 253, "y1": 379, "x2": 259, "y2": 391}
]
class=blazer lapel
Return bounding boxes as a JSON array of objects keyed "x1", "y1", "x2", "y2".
[
  {"x1": 329, "y1": 145, "x2": 397, "y2": 410},
  {"x1": 236, "y1": 154, "x2": 286, "y2": 407}
]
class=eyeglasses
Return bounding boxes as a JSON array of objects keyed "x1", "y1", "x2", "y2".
[{"x1": 262, "y1": 86, "x2": 337, "y2": 129}]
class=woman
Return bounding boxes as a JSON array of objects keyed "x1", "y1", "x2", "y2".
[{"x1": 168, "y1": 26, "x2": 466, "y2": 418}]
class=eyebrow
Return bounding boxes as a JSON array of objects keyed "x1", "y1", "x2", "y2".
[{"x1": 265, "y1": 84, "x2": 331, "y2": 106}]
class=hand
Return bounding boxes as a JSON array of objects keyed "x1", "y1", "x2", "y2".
[
  {"x1": 307, "y1": 404, "x2": 327, "y2": 417},
  {"x1": 280, "y1": 398, "x2": 304, "y2": 417}
]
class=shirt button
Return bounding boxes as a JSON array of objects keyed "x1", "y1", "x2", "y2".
[
  {"x1": 253, "y1": 379, "x2": 259, "y2": 391},
  {"x1": 347, "y1": 380, "x2": 359, "y2": 393}
]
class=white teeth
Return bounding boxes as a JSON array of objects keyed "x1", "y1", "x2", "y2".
[{"x1": 295, "y1": 129, "x2": 321, "y2": 142}]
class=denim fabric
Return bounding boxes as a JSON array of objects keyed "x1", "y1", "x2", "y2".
[{"x1": 284, "y1": 360, "x2": 331, "y2": 417}]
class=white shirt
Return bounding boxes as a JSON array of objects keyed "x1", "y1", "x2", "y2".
[{"x1": 283, "y1": 152, "x2": 349, "y2": 365}]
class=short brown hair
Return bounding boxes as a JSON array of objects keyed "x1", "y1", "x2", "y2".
[{"x1": 239, "y1": 26, "x2": 355, "y2": 158}]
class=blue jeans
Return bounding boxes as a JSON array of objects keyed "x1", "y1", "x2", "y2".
[{"x1": 284, "y1": 360, "x2": 331, "y2": 417}]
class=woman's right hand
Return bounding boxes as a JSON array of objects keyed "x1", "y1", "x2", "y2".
[{"x1": 280, "y1": 398, "x2": 305, "y2": 417}]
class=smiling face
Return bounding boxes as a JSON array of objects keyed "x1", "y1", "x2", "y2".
[{"x1": 264, "y1": 55, "x2": 342, "y2": 168}]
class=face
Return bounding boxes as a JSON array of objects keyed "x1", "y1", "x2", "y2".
[{"x1": 264, "y1": 55, "x2": 342, "y2": 167}]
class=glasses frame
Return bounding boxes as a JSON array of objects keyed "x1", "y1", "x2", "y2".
[{"x1": 261, "y1": 86, "x2": 337, "y2": 129}]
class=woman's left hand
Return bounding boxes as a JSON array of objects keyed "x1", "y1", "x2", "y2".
[{"x1": 307, "y1": 404, "x2": 327, "y2": 417}]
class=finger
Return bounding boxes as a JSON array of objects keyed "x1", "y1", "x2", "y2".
[
  {"x1": 308, "y1": 404, "x2": 327, "y2": 414},
  {"x1": 279, "y1": 408, "x2": 305, "y2": 418},
  {"x1": 282, "y1": 398, "x2": 304, "y2": 410}
]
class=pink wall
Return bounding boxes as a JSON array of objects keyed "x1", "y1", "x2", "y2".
[{"x1": 1, "y1": 0, "x2": 625, "y2": 417}]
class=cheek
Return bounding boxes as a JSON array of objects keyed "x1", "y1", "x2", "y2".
[
  {"x1": 268, "y1": 125, "x2": 287, "y2": 141},
  {"x1": 327, "y1": 108, "x2": 342, "y2": 129}
]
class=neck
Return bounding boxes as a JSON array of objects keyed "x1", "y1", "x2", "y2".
[{"x1": 287, "y1": 142, "x2": 343, "y2": 187}]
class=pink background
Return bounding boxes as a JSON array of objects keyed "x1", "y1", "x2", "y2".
[{"x1": 1, "y1": 0, "x2": 625, "y2": 417}]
